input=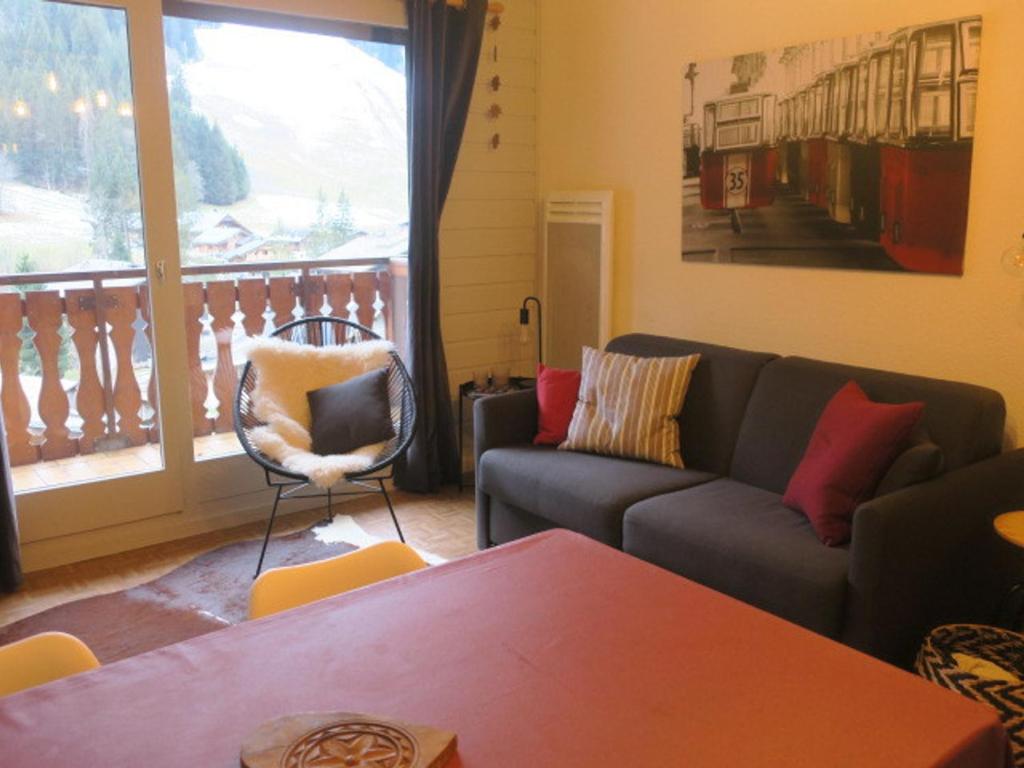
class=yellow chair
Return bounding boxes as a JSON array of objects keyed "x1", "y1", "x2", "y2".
[
  {"x1": 249, "y1": 541, "x2": 428, "y2": 619},
  {"x1": 0, "y1": 631, "x2": 100, "y2": 697}
]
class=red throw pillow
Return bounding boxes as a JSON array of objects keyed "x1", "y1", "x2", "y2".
[
  {"x1": 783, "y1": 381, "x2": 924, "y2": 546},
  {"x1": 533, "y1": 363, "x2": 582, "y2": 446}
]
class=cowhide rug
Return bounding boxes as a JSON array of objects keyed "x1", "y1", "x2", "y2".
[{"x1": 0, "y1": 516, "x2": 441, "y2": 663}]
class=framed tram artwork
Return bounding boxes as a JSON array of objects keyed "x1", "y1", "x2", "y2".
[{"x1": 681, "y1": 16, "x2": 981, "y2": 275}]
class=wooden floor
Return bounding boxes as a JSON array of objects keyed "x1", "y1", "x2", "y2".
[{"x1": 0, "y1": 486, "x2": 477, "y2": 628}]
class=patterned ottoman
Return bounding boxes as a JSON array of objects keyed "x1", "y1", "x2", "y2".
[{"x1": 917, "y1": 624, "x2": 1024, "y2": 766}]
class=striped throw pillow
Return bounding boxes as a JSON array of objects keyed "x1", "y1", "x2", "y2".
[{"x1": 560, "y1": 347, "x2": 701, "y2": 468}]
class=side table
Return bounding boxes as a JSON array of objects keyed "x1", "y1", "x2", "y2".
[
  {"x1": 457, "y1": 377, "x2": 536, "y2": 492},
  {"x1": 994, "y1": 510, "x2": 1024, "y2": 629}
]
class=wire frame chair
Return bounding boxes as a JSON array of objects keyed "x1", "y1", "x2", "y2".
[{"x1": 234, "y1": 316, "x2": 417, "y2": 577}]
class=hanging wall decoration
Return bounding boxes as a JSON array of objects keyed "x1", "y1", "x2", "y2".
[
  {"x1": 681, "y1": 15, "x2": 981, "y2": 275},
  {"x1": 486, "y1": 4, "x2": 503, "y2": 151}
]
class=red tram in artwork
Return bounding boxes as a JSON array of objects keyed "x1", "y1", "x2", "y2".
[
  {"x1": 698, "y1": 15, "x2": 979, "y2": 274},
  {"x1": 699, "y1": 93, "x2": 777, "y2": 210},
  {"x1": 878, "y1": 17, "x2": 979, "y2": 274}
]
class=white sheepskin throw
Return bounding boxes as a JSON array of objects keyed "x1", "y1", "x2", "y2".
[{"x1": 243, "y1": 335, "x2": 395, "y2": 489}]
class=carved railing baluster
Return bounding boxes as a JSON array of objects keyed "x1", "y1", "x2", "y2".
[
  {"x1": 267, "y1": 276, "x2": 296, "y2": 330},
  {"x1": 0, "y1": 294, "x2": 37, "y2": 466},
  {"x1": 325, "y1": 273, "x2": 353, "y2": 322},
  {"x1": 182, "y1": 282, "x2": 212, "y2": 438},
  {"x1": 377, "y1": 269, "x2": 393, "y2": 341},
  {"x1": 206, "y1": 280, "x2": 238, "y2": 433},
  {"x1": 65, "y1": 289, "x2": 106, "y2": 454},
  {"x1": 104, "y1": 286, "x2": 146, "y2": 446},
  {"x1": 301, "y1": 271, "x2": 326, "y2": 318},
  {"x1": 138, "y1": 284, "x2": 160, "y2": 444},
  {"x1": 353, "y1": 271, "x2": 376, "y2": 330},
  {"x1": 237, "y1": 278, "x2": 267, "y2": 338},
  {"x1": 24, "y1": 291, "x2": 75, "y2": 460}
]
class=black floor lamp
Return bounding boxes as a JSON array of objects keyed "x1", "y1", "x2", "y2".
[{"x1": 519, "y1": 295, "x2": 542, "y2": 368}]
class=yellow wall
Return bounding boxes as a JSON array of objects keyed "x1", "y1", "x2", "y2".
[{"x1": 537, "y1": 0, "x2": 1023, "y2": 447}]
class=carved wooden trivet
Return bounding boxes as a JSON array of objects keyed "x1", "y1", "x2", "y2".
[{"x1": 240, "y1": 712, "x2": 457, "y2": 768}]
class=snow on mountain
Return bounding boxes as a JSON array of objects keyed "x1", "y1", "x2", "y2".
[{"x1": 182, "y1": 24, "x2": 408, "y2": 233}]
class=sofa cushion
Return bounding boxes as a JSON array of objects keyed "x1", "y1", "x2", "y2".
[
  {"x1": 307, "y1": 367, "x2": 394, "y2": 456},
  {"x1": 730, "y1": 356, "x2": 1006, "y2": 494},
  {"x1": 533, "y1": 363, "x2": 581, "y2": 446},
  {"x1": 606, "y1": 334, "x2": 777, "y2": 475},
  {"x1": 875, "y1": 439, "x2": 944, "y2": 497},
  {"x1": 783, "y1": 381, "x2": 924, "y2": 546},
  {"x1": 478, "y1": 445, "x2": 716, "y2": 547},
  {"x1": 561, "y1": 347, "x2": 700, "y2": 468},
  {"x1": 623, "y1": 479, "x2": 850, "y2": 637}
]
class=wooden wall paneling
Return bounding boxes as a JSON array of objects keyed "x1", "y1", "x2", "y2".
[{"x1": 439, "y1": 0, "x2": 537, "y2": 397}]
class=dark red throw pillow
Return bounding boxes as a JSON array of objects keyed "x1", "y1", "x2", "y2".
[
  {"x1": 783, "y1": 381, "x2": 924, "y2": 546},
  {"x1": 533, "y1": 363, "x2": 582, "y2": 446}
]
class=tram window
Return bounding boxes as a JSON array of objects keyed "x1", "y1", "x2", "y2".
[
  {"x1": 812, "y1": 85, "x2": 823, "y2": 133},
  {"x1": 847, "y1": 64, "x2": 864, "y2": 135},
  {"x1": 717, "y1": 122, "x2": 760, "y2": 149},
  {"x1": 823, "y1": 76, "x2": 831, "y2": 134},
  {"x1": 717, "y1": 98, "x2": 759, "y2": 123},
  {"x1": 919, "y1": 28, "x2": 953, "y2": 81},
  {"x1": 872, "y1": 54, "x2": 891, "y2": 136},
  {"x1": 958, "y1": 81, "x2": 977, "y2": 138},
  {"x1": 960, "y1": 22, "x2": 981, "y2": 71},
  {"x1": 890, "y1": 46, "x2": 906, "y2": 136},
  {"x1": 704, "y1": 106, "x2": 715, "y2": 150},
  {"x1": 916, "y1": 88, "x2": 952, "y2": 135}
]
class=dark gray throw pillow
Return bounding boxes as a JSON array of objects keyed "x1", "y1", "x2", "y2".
[
  {"x1": 874, "y1": 439, "x2": 945, "y2": 497},
  {"x1": 307, "y1": 367, "x2": 395, "y2": 456}
]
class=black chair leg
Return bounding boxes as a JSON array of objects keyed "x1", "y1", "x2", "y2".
[
  {"x1": 254, "y1": 485, "x2": 283, "y2": 579},
  {"x1": 317, "y1": 487, "x2": 334, "y2": 527},
  {"x1": 379, "y1": 479, "x2": 405, "y2": 543}
]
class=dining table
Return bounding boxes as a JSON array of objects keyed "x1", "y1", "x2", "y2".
[{"x1": 0, "y1": 529, "x2": 1010, "y2": 767}]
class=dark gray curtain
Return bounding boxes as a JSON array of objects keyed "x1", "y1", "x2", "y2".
[
  {"x1": 0, "y1": 413, "x2": 22, "y2": 592},
  {"x1": 396, "y1": 0, "x2": 486, "y2": 492}
]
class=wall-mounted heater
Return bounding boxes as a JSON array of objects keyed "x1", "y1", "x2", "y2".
[{"x1": 541, "y1": 191, "x2": 614, "y2": 370}]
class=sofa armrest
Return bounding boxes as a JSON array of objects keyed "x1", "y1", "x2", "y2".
[
  {"x1": 473, "y1": 388, "x2": 538, "y2": 468},
  {"x1": 473, "y1": 389, "x2": 538, "y2": 549},
  {"x1": 845, "y1": 448, "x2": 1024, "y2": 665}
]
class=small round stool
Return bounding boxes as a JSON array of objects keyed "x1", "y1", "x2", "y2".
[{"x1": 917, "y1": 624, "x2": 1024, "y2": 765}]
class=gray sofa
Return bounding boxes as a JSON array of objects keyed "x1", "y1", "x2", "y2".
[{"x1": 474, "y1": 333, "x2": 1024, "y2": 666}]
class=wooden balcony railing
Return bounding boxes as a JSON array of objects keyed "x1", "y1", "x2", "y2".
[{"x1": 0, "y1": 257, "x2": 406, "y2": 467}]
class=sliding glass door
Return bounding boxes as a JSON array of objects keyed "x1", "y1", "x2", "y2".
[
  {"x1": 1, "y1": 0, "x2": 408, "y2": 548},
  {"x1": 1, "y1": 0, "x2": 190, "y2": 540}
]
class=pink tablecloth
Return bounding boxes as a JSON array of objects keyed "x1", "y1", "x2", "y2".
[{"x1": 0, "y1": 530, "x2": 1009, "y2": 767}]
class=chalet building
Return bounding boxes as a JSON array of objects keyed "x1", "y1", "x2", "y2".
[{"x1": 189, "y1": 213, "x2": 257, "y2": 257}]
